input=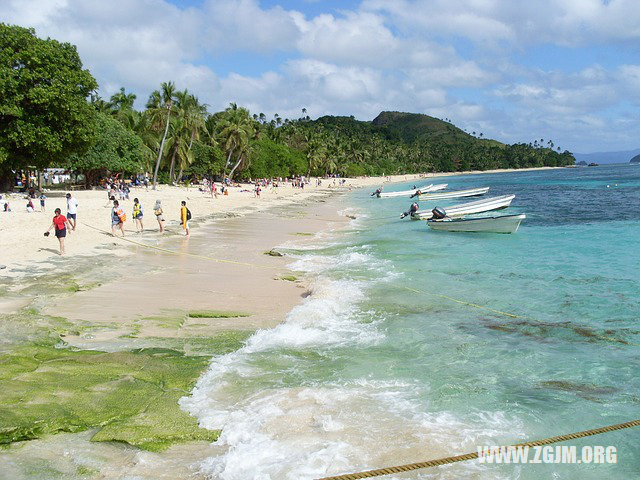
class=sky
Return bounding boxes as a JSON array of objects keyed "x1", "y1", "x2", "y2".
[{"x1": 3, "y1": 0, "x2": 640, "y2": 153}]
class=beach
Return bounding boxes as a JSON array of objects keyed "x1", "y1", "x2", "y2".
[
  {"x1": 1, "y1": 165, "x2": 598, "y2": 480},
  {"x1": 0, "y1": 167, "x2": 561, "y2": 274},
  {"x1": 0, "y1": 172, "x2": 427, "y2": 478}
]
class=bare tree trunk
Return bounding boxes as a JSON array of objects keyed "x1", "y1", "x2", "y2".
[
  {"x1": 169, "y1": 147, "x2": 177, "y2": 183},
  {"x1": 228, "y1": 152, "x2": 244, "y2": 180},
  {"x1": 225, "y1": 147, "x2": 234, "y2": 168},
  {"x1": 152, "y1": 106, "x2": 172, "y2": 189}
]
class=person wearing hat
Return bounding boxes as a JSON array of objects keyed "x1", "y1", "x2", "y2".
[{"x1": 153, "y1": 200, "x2": 165, "y2": 233}]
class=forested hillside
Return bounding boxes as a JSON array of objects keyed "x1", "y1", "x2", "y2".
[{"x1": 1, "y1": 24, "x2": 575, "y2": 188}]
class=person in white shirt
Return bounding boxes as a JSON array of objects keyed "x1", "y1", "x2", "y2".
[{"x1": 66, "y1": 193, "x2": 78, "y2": 230}]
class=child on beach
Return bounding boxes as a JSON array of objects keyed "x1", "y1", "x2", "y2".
[
  {"x1": 45, "y1": 208, "x2": 71, "y2": 255},
  {"x1": 26, "y1": 199, "x2": 35, "y2": 213},
  {"x1": 154, "y1": 200, "x2": 165, "y2": 233},
  {"x1": 111, "y1": 200, "x2": 126, "y2": 237},
  {"x1": 40, "y1": 193, "x2": 46, "y2": 211},
  {"x1": 180, "y1": 201, "x2": 190, "y2": 237},
  {"x1": 132, "y1": 198, "x2": 144, "y2": 233}
]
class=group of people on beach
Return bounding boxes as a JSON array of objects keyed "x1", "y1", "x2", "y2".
[
  {"x1": 43, "y1": 192, "x2": 191, "y2": 256},
  {"x1": 108, "y1": 198, "x2": 190, "y2": 238}
]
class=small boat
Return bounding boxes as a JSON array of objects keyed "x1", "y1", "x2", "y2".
[
  {"x1": 377, "y1": 183, "x2": 447, "y2": 198},
  {"x1": 412, "y1": 195, "x2": 515, "y2": 220},
  {"x1": 418, "y1": 187, "x2": 489, "y2": 200},
  {"x1": 427, "y1": 213, "x2": 526, "y2": 234}
]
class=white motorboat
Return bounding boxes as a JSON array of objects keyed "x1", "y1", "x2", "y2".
[
  {"x1": 427, "y1": 213, "x2": 526, "y2": 234},
  {"x1": 377, "y1": 184, "x2": 432, "y2": 198},
  {"x1": 418, "y1": 186, "x2": 490, "y2": 200},
  {"x1": 377, "y1": 183, "x2": 448, "y2": 198},
  {"x1": 412, "y1": 195, "x2": 515, "y2": 220}
]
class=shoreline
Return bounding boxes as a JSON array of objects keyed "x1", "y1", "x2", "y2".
[
  {"x1": 0, "y1": 187, "x2": 359, "y2": 478},
  {"x1": 0, "y1": 165, "x2": 569, "y2": 478},
  {"x1": 0, "y1": 166, "x2": 564, "y2": 277}
]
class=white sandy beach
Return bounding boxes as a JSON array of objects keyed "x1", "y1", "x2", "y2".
[{"x1": 0, "y1": 167, "x2": 562, "y2": 275}]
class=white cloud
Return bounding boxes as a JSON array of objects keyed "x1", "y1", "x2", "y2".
[
  {"x1": 363, "y1": 0, "x2": 640, "y2": 47},
  {"x1": 293, "y1": 11, "x2": 400, "y2": 66},
  {"x1": 2, "y1": 0, "x2": 640, "y2": 151},
  {"x1": 202, "y1": 0, "x2": 299, "y2": 53}
]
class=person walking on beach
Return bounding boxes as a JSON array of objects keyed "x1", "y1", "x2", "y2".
[
  {"x1": 66, "y1": 193, "x2": 78, "y2": 230},
  {"x1": 45, "y1": 208, "x2": 71, "y2": 255},
  {"x1": 154, "y1": 200, "x2": 165, "y2": 233},
  {"x1": 39, "y1": 193, "x2": 47, "y2": 212},
  {"x1": 180, "y1": 200, "x2": 190, "y2": 237},
  {"x1": 111, "y1": 200, "x2": 126, "y2": 237},
  {"x1": 132, "y1": 198, "x2": 144, "y2": 233}
]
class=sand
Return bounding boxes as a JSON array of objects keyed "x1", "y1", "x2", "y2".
[
  {"x1": 0, "y1": 166, "x2": 567, "y2": 478},
  {"x1": 0, "y1": 175, "x2": 420, "y2": 274},
  {"x1": 0, "y1": 167, "x2": 563, "y2": 275}
]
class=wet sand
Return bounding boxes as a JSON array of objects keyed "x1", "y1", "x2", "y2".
[
  {"x1": 0, "y1": 192, "x2": 355, "y2": 479},
  {"x1": 46, "y1": 195, "x2": 351, "y2": 348}
]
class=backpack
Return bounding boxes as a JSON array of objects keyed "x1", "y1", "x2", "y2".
[{"x1": 186, "y1": 208, "x2": 192, "y2": 221}]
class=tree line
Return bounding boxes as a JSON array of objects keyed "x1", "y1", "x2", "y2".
[{"x1": 0, "y1": 24, "x2": 575, "y2": 190}]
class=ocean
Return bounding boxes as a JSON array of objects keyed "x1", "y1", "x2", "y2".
[{"x1": 181, "y1": 164, "x2": 640, "y2": 479}]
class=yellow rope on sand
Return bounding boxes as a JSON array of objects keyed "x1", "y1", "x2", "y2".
[
  {"x1": 316, "y1": 419, "x2": 640, "y2": 480},
  {"x1": 81, "y1": 222, "x2": 280, "y2": 270}
]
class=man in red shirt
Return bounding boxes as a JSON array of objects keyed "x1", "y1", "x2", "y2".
[{"x1": 45, "y1": 208, "x2": 71, "y2": 255}]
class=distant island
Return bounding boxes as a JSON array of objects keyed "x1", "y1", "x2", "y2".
[{"x1": 574, "y1": 148, "x2": 640, "y2": 165}]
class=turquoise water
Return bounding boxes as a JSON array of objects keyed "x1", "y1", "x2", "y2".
[{"x1": 183, "y1": 165, "x2": 640, "y2": 479}]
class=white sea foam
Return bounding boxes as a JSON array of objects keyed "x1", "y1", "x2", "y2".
[
  {"x1": 181, "y1": 234, "x2": 521, "y2": 479},
  {"x1": 288, "y1": 245, "x2": 391, "y2": 275}
]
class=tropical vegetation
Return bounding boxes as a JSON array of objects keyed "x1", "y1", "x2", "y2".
[{"x1": 1, "y1": 23, "x2": 575, "y2": 190}]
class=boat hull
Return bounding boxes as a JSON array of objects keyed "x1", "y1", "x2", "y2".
[
  {"x1": 418, "y1": 187, "x2": 490, "y2": 200},
  {"x1": 413, "y1": 195, "x2": 515, "y2": 220},
  {"x1": 427, "y1": 213, "x2": 526, "y2": 233},
  {"x1": 378, "y1": 183, "x2": 448, "y2": 198}
]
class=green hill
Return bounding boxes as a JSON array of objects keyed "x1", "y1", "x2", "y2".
[
  {"x1": 372, "y1": 111, "x2": 476, "y2": 144},
  {"x1": 293, "y1": 111, "x2": 572, "y2": 175}
]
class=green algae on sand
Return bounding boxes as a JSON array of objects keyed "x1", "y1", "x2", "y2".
[
  {"x1": 0, "y1": 334, "x2": 247, "y2": 450},
  {"x1": 187, "y1": 310, "x2": 250, "y2": 319}
]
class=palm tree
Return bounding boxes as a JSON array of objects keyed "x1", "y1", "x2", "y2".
[
  {"x1": 90, "y1": 94, "x2": 111, "y2": 113},
  {"x1": 217, "y1": 104, "x2": 256, "y2": 180},
  {"x1": 147, "y1": 81, "x2": 176, "y2": 189},
  {"x1": 172, "y1": 90, "x2": 207, "y2": 181},
  {"x1": 108, "y1": 87, "x2": 137, "y2": 112}
]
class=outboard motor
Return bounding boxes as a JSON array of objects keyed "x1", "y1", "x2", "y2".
[
  {"x1": 431, "y1": 206, "x2": 447, "y2": 219},
  {"x1": 401, "y1": 202, "x2": 420, "y2": 219}
]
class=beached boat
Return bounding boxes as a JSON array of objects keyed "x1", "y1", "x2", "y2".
[
  {"x1": 377, "y1": 183, "x2": 448, "y2": 198},
  {"x1": 418, "y1": 186, "x2": 490, "y2": 200},
  {"x1": 427, "y1": 213, "x2": 526, "y2": 233},
  {"x1": 411, "y1": 195, "x2": 515, "y2": 220}
]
